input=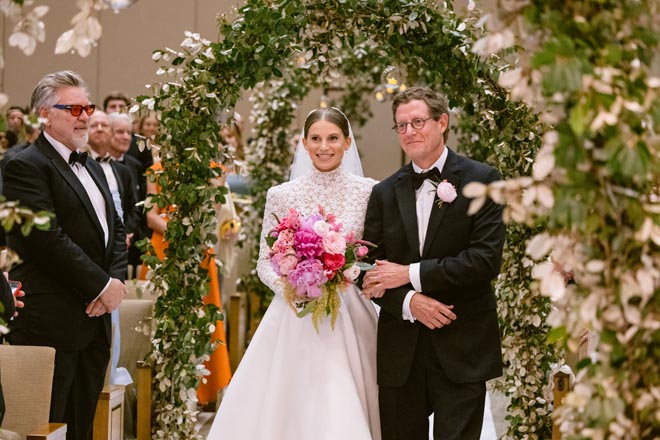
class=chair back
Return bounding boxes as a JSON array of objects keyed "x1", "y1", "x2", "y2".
[
  {"x1": 0, "y1": 345, "x2": 56, "y2": 437},
  {"x1": 117, "y1": 299, "x2": 154, "y2": 380}
]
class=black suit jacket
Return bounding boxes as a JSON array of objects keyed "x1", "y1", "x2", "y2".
[
  {"x1": 363, "y1": 148, "x2": 505, "y2": 387},
  {"x1": 2, "y1": 134, "x2": 127, "y2": 351}
]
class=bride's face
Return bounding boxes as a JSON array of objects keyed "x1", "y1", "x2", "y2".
[{"x1": 302, "y1": 120, "x2": 351, "y2": 173}]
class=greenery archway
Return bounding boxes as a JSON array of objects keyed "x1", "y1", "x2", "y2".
[{"x1": 140, "y1": 1, "x2": 553, "y2": 438}]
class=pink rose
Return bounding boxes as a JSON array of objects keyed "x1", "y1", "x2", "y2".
[
  {"x1": 278, "y1": 254, "x2": 299, "y2": 275},
  {"x1": 322, "y1": 231, "x2": 346, "y2": 255},
  {"x1": 323, "y1": 253, "x2": 346, "y2": 272},
  {"x1": 343, "y1": 264, "x2": 361, "y2": 282},
  {"x1": 436, "y1": 180, "x2": 457, "y2": 203},
  {"x1": 313, "y1": 220, "x2": 330, "y2": 237},
  {"x1": 355, "y1": 245, "x2": 369, "y2": 258}
]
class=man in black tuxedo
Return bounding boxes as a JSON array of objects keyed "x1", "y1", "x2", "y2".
[
  {"x1": 3, "y1": 70, "x2": 127, "y2": 440},
  {"x1": 363, "y1": 87, "x2": 505, "y2": 440}
]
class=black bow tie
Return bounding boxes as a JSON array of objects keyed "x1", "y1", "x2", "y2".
[
  {"x1": 411, "y1": 167, "x2": 441, "y2": 189},
  {"x1": 95, "y1": 155, "x2": 113, "y2": 163},
  {"x1": 68, "y1": 151, "x2": 88, "y2": 166}
]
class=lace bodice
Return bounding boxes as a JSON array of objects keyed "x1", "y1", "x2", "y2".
[{"x1": 257, "y1": 166, "x2": 377, "y2": 297}]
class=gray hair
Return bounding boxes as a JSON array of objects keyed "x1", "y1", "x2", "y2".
[
  {"x1": 108, "y1": 112, "x2": 132, "y2": 130},
  {"x1": 31, "y1": 70, "x2": 89, "y2": 113}
]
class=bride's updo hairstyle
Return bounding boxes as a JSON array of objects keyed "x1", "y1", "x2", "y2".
[{"x1": 303, "y1": 107, "x2": 350, "y2": 139}]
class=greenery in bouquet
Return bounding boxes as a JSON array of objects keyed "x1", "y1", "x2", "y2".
[{"x1": 266, "y1": 206, "x2": 373, "y2": 332}]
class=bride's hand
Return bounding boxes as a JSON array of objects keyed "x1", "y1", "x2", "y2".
[{"x1": 362, "y1": 260, "x2": 410, "y2": 298}]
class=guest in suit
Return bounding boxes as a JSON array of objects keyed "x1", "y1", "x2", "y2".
[
  {"x1": 88, "y1": 110, "x2": 140, "y2": 244},
  {"x1": 362, "y1": 86, "x2": 505, "y2": 440},
  {"x1": 107, "y1": 112, "x2": 148, "y2": 274},
  {"x1": 3, "y1": 70, "x2": 127, "y2": 440}
]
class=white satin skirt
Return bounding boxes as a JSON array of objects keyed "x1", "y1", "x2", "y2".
[{"x1": 208, "y1": 284, "x2": 381, "y2": 440}]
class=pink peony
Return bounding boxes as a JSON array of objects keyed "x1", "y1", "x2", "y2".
[
  {"x1": 322, "y1": 231, "x2": 347, "y2": 255},
  {"x1": 294, "y1": 227, "x2": 323, "y2": 259},
  {"x1": 288, "y1": 259, "x2": 327, "y2": 298}
]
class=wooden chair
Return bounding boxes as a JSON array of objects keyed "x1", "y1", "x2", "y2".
[
  {"x1": 551, "y1": 371, "x2": 571, "y2": 440},
  {"x1": 117, "y1": 297, "x2": 154, "y2": 440},
  {"x1": 0, "y1": 345, "x2": 67, "y2": 439}
]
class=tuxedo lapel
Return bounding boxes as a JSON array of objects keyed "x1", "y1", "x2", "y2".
[
  {"x1": 422, "y1": 149, "x2": 461, "y2": 257},
  {"x1": 38, "y1": 140, "x2": 107, "y2": 245},
  {"x1": 394, "y1": 164, "x2": 421, "y2": 259},
  {"x1": 86, "y1": 162, "x2": 115, "y2": 254}
]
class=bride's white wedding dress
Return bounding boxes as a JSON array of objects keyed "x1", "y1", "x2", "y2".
[{"x1": 208, "y1": 166, "x2": 381, "y2": 440}]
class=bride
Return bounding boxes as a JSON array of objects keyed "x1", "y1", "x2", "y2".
[{"x1": 207, "y1": 107, "x2": 381, "y2": 440}]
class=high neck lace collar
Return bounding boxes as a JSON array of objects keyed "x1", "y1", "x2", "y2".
[{"x1": 310, "y1": 165, "x2": 345, "y2": 180}]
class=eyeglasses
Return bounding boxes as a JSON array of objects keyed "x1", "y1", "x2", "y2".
[
  {"x1": 52, "y1": 104, "x2": 96, "y2": 117},
  {"x1": 392, "y1": 117, "x2": 434, "y2": 134}
]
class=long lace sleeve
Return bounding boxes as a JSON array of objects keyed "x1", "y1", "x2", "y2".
[{"x1": 256, "y1": 186, "x2": 286, "y2": 297}]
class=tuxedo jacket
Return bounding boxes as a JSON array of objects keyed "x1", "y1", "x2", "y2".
[
  {"x1": 363, "y1": 148, "x2": 505, "y2": 387},
  {"x1": 2, "y1": 134, "x2": 127, "y2": 351}
]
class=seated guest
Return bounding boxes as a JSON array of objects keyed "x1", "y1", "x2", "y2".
[
  {"x1": 5, "y1": 106, "x2": 26, "y2": 144},
  {"x1": 103, "y1": 91, "x2": 130, "y2": 115}
]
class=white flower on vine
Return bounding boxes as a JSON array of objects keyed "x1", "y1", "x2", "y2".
[
  {"x1": 8, "y1": 4, "x2": 48, "y2": 56},
  {"x1": 590, "y1": 96, "x2": 622, "y2": 131},
  {"x1": 532, "y1": 143, "x2": 555, "y2": 181},
  {"x1": 472, "y1": 29, "x2": 515, "y2": 56},
  {"x1": 526, "y1": 232, "x2": 553, "y2": 260},
  {"x1": 54, "y1": 0, "x2": 106, "y2": 57}
]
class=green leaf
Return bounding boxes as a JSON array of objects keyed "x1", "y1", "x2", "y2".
[{"x1": 296, "y1": 299, "x2": 318, "y2": 318}]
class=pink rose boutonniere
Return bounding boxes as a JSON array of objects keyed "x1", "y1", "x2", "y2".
[
  {"x1": 434, "y1": 179, "x2": 457, "y2": 208},
  {"x1": 266, "y1": 205, "x2": 375, "y2": 331}
]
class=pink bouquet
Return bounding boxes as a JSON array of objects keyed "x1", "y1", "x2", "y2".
[{"x1": 266, "y1": 206, "x2": 374, "y2": 330}]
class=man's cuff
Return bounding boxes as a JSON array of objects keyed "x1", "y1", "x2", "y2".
[
  {"x1": 402, "y1": 290, "x2": 416, "y2": 322},
  {"x1": 92, "y1": 278, "x2": 112, "y2": 302},
  {"x1": 409, "y1": 263, "x2": 421, "y2": 291}
]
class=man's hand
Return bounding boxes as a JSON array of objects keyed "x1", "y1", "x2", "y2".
[
  {"x1": 410, "y1": 293, "x2": 456, "y2": 330},
  {"x1": 126, "y1": 232, "x2": 134, "y2": 248},
  {"x1": 85, "y1": 278, "x2": 126, "y2": 317},
  {"x1": 362, "y1": 260, "x2": 410, "y2": 299}
]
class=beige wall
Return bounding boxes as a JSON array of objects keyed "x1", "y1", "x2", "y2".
[{"x1": 0, "y1": 0, "x2": 411, "y2": 181}]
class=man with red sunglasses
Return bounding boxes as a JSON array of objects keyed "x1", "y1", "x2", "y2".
[{"x1": 2, "y1": 70, "x2": 127, "y2": 440}]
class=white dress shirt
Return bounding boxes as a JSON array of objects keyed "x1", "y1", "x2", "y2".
[
  {"x1": 89, "y1": 149, "x2": 124, "y2": 222},
  {"x1": 402, "y1": 147, "x2": 449, "y2": 322}
]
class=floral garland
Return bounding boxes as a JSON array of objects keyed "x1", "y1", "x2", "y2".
[
  {"x1": 472, "y1": 0, "x2": 660, "y2": 437},
  {"x1": 140, "y1": 1, "x2": 560, "y2": 437}
]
